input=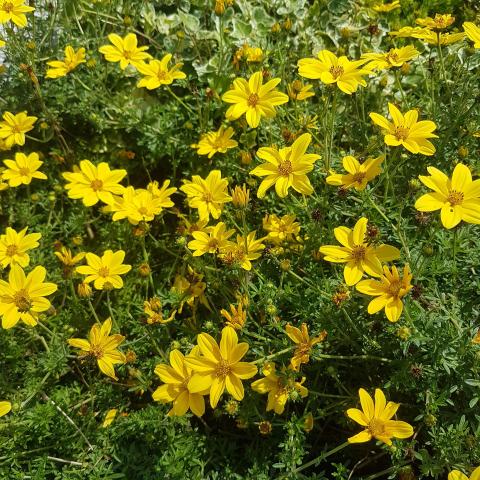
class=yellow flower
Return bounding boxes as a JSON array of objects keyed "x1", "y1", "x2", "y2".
[
  {"x1": 362, "y1": 46, "x2": 419, "y2": 71},
  {"x1": 319, "y1": 217, "x2": 400, "y2": 286},
  {"x1": 347, "y1": 388, "x2": 413, "y2": 445},
  {"x1": 68, "y1": 318, "x2": 126, "y2": 380},
  {"x1": 144, "y1": 297, "x2": 176, "y2": 325},
  {"x1": 245, "y1": 47, "x2": 263, "y2": 62},
  {"x1": 153, "y1": 347, "x2": 208, "y2": 416},
  {"x1": 0, "y1": 0, "x2": 34, "y2": 28},
  {"x1": 0, "y1": 265, "x2": 57, "y2": 329},
  {"x1": 463, "y1": 22, "x2": 480, "y2": 48},
  {"x1": 370, "y1": 103, "x2": 438, "y2": 156},
  {"x1": 63, "y1": 160, "x2": 126, "y2": 207},
  {"x1": 110, "y1": 183, "x2": 176, "y2": 225},
  {"x1": 416, "y1": 13, "x2": 455, "y2": 30},
  {"x1": 172, "y1": 266, "x2": 209, "y2": 313},
  {"x1": 251, "y1": 362, "x2": 308, "y2": 414},
  {"x1": 2, "y1": 152, "x2": 46, "y2": 187},
  {"x1": 180, "y1": 170, "x2": 231, "y2": 221},
  {"x1": 54, "y1": 246, "x2": 86, "y2": 267},
  {"x1": 372, "y1": 0, "x2": 400, "y2": 12},
  {"x1": 191, "y1": 126, "x2": 238, "y2": 158},
  {"x1": 46, "y1": 45, "x2": 86, "y2": 79},
  {"x1": 222, "y1": 71, "x2": 289, "y2": 128},
  {"x1": 414, "y1": 163, "x2": 480, "y2": 229},
  {"x1": 0, "y1": 111, "x2": 37, "y2": 148},
  {"x1": 449, "y1": 467, "x2": 480, "y2": 480},
  {"x1": 416, "y1": 30, "x2": 466, "y2": 46},
  {"x1": 187, "y1": 222, "x2": 235, "y2": 256},
  {"x1": 250, "y1": 133, "x2": 321, "y2": 198},
  {"x1": 0, "y1": 401, "x2": 11, "y2": 416},
  {"x1": 185, "y1": 326, "x2": 258, "y2": 408},
  {"x1": 220, "y1": 231, "x2": 265, "y2": 271},
  {"x1": 389, "y1": 26, "x2": 429, "y2": 38},
  {"x1": 298, "y1": 50, "x2": 371, "y2": 94},
  {"x1": 356, "y1": 265, "x2": 413, "y2": 322},
  {"x1": 99, "y1": 33, "x2": 151, "y2": 70},
  {"x1": 137, "y1": 54, "x2": 186, "y2": 89},
  {"x1": 262, "y1": 213, "x2": 300, "y2": 244},
  {"x1": 76, "y1": 250, "x2": 131, "y2": 290},
  {"x1": 231, "y1": 184, "x2": 250, "y2": 208},
  {"x1": 326, "y1": 155, "x2": 383, "y2": 191},
  {"x1": 102, "y1": 408, "x2": 118, "y2": 427},
  {"x1": 287, "y1": 80, "x2": 315, "y2": 101},
  {"x1": 286, "y1": 323, "x2": 327, "y2": 371},
  {"x1": 220, "y1": 301, "x2": 247, "y2": 330},
  {"x1": 0, "y1": 227, "x2": 41, "y2": 268}
]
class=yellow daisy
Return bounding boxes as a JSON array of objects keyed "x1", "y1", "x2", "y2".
[
  {"x1": 99, "y1": 33, "x2": 151, "y2": 70},
  {"x1": 0, "y1": 0, "x2": 34, "y2": 28},
  {"x1": 2, "y1": 152, "x2": 47, "y2": 187},
  {"x1": 191, "y1": 126, "x2": 238, "y2": 158},
  {"x1": 370, "y1": 103, "x2": 438, "y2": 155},
  {"x1": 286, "y1": 323, "x2": 327, "y2": 371},
  {"x1": 464, "y1": 22, "x2": 480, "y2": 48},
  {"x1": 0, "y1": 227, "x2": 41, "y2": 268},
  {"x1": 46, "y1": 45, "x2": 86, "y2": 79},
  {"x1": 326, "y1": 155, "x2": 383, "y2": 191},
  {"x1": 0, "y1": 111, "x2": 37, "y2": 148},
  {"x1": 137, "y1": 54, "x2": 186, "y2": 89},
  {"x1": 187, "y1": 222, "x2": 235, "y2": 256},
  {"x1": 220, "y1": 231, "x2": 265, "y2": 271},
  {"x1": 222, "y1": 71, "x2": 289, "y2": 128},
  {"x1": 250, "y1": 133, "x2": 321, "y2": 198},
  {"x1": 362, "y1": 46, "x2": 419, "y2": 71}
]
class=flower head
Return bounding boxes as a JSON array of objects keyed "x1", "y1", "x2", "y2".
[
  {"x1": 171, "y1": 266, "x2": 209, "y2": 313},
  {"x1": 463, "y1": 22, "x2": 480, "y2": 49},
  {"x1": 0, "y1": 0, "x2": 34, "y2": 28},
  {"x1": 263, "y1": 213, "x2": 300, "y2": 244},
  {"x1": 448, "y1": 467, "x2": 480, "y2": 480},
  {"x1": 362, "y1": 46, "x2": 419, "y2": 71},
  {"x1": 191, "y1": 126, "x2": 238, "y2": 158},
  {"x1": 137, "y1": 54, "x2": 186, "y2": 89},
  {"x1": 298, "y1": 50, "x2": 371, "y2": 94},
  {"x1": 326, "y1": 155, "x2": 383, "y2": 191},
  {"x1": 231, "y1": 184, "x2": 250, "y2": 208},
  {"x1": 0, "y1": 111, "x2": 37, "y2": 148},
  {"x1": 68, "y1": 318, "x2": 126, "y2": 380},
  {"x1": 144, "y1": 297, "x2": 176, "y2": 325},
  {"x1": 319, "y1": 217, "x2": 400, "y2": 286},
  {"x1": 185, "y1": 326, "x2": 257, "y2": 409},
  {"x1": 153, "y1": 347, "x2": 208, "y2": 416},
  {"x1": 416, "y1": 30, "x2": 466, "y2": 46},
  {"x1": 370, "y1": 103, "x2": 438, "y2": 155},
  {"x1": 287, "y1": 80, "x2": 315, "y2": 101},
  {"x1": 2, "y1": 152, "x2": 46, "y2": 187},
  {"x1": 180, "y1": 170, "x2": 231, "y2": 221},
  {"x1": 415, "y1": 163, "x2": 480, "y2": 229},
  {"x1": 250, "y1": 133, "x2": 321, "y2": 198},
  {"x1": 110, "y1": 183, "x2": 176, "y2": 224},
  {"x1": 46, "y1": 46, "x2": 86, "y2": 79},
  {"x1": 99, "y1": 33, "x2": 151, "y2": 70},
  {"x1": 76, "y1": 250, "x2": 131, "y2": 290},
  {"x1": 0, "y1": 265, "x2": 57, "y2": 329},
  {"x1": 416, "y1": 13, "x2": 455, "y2": 30},
  {"x1": 63, "y1": 160, "x2": 126, "y2": 207},
  {"x1": 220, "y1": 300, "x2": 247, "y2": 330},
  {"x1": 373, "y1": 1, "x2": 400, "y2": 12},
  {"x1": 220, "y1": 231, "x2": 265, "y2": 271},
  {"x1": 347, "y1": 388, "x2": 413, "y2": 445},
  {"x1": 187, "y1": 222, "x2": 235, "y2": 256},
  {"x1": 356, "y1": 265, "x2": 413, "y2": 322},
  {"x1": 0, "y1": 227, "x2": 41, "y2": 268},
  {"x1": 286, "y1": 323, "x2": 327, "y2": 370},
  {"x1": 251, "y1": 362, "x2": 308, "y2": 414},
  {"x1": 222, "y1": 71, "x2": 289, "y2": 128}
]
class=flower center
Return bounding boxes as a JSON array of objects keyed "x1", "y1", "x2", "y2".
[
  {"x1": 18, "y1": 167, "x2": 30, "y2": 176},
  {"x1": 215, "y1": 359, "x2": 232, "y2": 378},
  {"x1": 5, "y1": 244, "x2": 18, "y2": 257},
  {"x1": 13, "y1": 289, "x2": 32, "y2": 313},
  {"x1": 394, "y1": 126, "x2": 410, "y2": 141},
  {"x1": 386, "y1": 51, "x2": 399, "y2": 64},
  {"x1": 90, "y1": 345, "x2": 105, "y2": 359},
  {"x1": 447, "y1": 190, "x2": 464, "y2": 206},
  {"x1": 367, "y1": 419, "x2": 387, "y2": 437},
  {"x1": 207, "y1": 239, "x2": 219, "y2": 250},
  {"x1": 351, "y1": 245, "x2": 366, "y2": 262},
  {"x1": 277, "y1": 160, "x2": 293, "y2": 176},
  {"x1": 98, "y1": 266, "x2": 110, "y2": 277},
  {"x1": 386, "y1": 280, "x2": 401, "y2": 298},
  {"x1": 138, "y1": 206, "x2": 149, "y2": 215},
  {"x1": 329, "y1": 65, "x2": 344, "y2": 79},
  {"x1": 247, "y1": 93, "x2": 259, "y2": 107},
  {"x1": 352, "y1": 172, "x2": 366, "y2": 184},
  {"x1": 2, "y1": 2, "x2": 14, "y2": 13},
  {"x1": 90, "y1": 179, "x2": 103, "y2": 191},
  {"x1": 157, "y1": 70, "x2": 167, "y2": 80},
  {"x1": 202, "y1": 192, "x2": 213, "y2": 203}
]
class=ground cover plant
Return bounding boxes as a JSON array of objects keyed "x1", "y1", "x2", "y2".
[{"x1": 0, "y1": 0, "x2": 480, "y2": 478}]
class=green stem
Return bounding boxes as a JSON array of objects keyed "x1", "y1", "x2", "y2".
[
  {"x1": 166, "y1": 86, "x2": 195, "y2": 115},
  {"x1": 290, "y1": 441, "x2": 350, "y2": 475}
]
